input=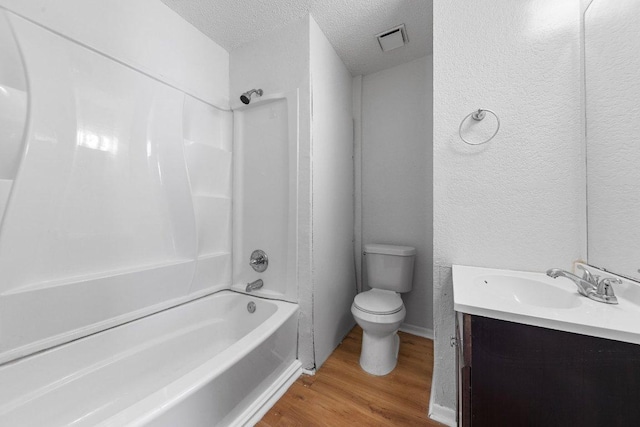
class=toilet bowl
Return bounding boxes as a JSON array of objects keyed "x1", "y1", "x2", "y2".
[
  {"x1": 352, "y1": 290, "x2": 406, "y2": 375},
  {"x1": 353, "y1": 244, "x2": 415, "y2": 376}
]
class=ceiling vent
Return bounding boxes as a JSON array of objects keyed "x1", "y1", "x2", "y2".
[{"x1": 376, "y1": 24, "x2": 409, "y2": 52}]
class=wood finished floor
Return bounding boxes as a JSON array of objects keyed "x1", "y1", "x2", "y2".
[{"x1": 257, "y1": 326, "x2": 446, "y2": 426}]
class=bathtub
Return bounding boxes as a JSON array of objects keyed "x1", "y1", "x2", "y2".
[{"x1": 0, "y1": 291, "x2": 300, "y2": 426}]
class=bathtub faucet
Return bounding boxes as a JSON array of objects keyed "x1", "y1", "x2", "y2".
[{"x1": 246, "y1": 279, "x2": 264, "y2": 292}]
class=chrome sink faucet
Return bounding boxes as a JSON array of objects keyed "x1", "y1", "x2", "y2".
[
  {"x1": 592, "y1": 277, "x2": 622, "y2": 304},
  {"x1": 246, "y1": 279, "x2": 263, "y2": 292},
  {"x1": 546, "y1": 266, "x2": 621, "y2": 305},
  {"x1": 546, "y1": 268, "x2": 595, "y2": 297},
  {"x1": 576, "y1": 264, "x2": 598, "y2": 286}
]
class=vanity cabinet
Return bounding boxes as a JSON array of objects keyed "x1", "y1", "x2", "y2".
[{"x1": 456, "y1": 313, "x2": 640, "y2": 426}]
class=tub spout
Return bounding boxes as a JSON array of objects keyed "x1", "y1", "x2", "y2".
[{"x1": 246, "y1": 279, "x2": 263, "y2": 292}]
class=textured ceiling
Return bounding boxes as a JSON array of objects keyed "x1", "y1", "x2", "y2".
[{"x1": 160, "y1": 0, "x2": 432, "y2": 76}]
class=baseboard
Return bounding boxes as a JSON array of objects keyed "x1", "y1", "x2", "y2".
[
  {"x1": 237, "y1": 359, "x2": 302, "y2": 426},
  {"x1": 399, "y1": 323, "x2": 434, "y2": 340},
  {"x1": 428, "y1": 395, "x2": 457, "y2": 427},
  {"x1": 301, "y1": 367, "x2": 316, "y2": 376}
]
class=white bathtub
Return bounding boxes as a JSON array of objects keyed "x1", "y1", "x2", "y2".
[{"x1": 0, "y1": 291, "x2": 300, "y2": 426}]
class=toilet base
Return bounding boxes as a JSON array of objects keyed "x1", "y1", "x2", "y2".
[{"x1": 359, "y1": 330, "x2": 400, "y2": 376}]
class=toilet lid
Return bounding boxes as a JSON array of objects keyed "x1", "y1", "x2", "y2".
[{"x1": 354, "y1": 289, "x2": 403, "y2": 315}]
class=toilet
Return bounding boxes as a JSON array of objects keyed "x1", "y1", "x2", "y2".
[{"x1": 352, "y1": 244, "x2": 416, "y2": 376}]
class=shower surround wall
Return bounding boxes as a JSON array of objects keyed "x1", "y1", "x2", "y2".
[
  {"x1": 232, "y1": 90, "x2": 299, "y2": 302},
  {"x1": 432, "y1": 0, "x2": 585, "y2": 423},
  {"x1": 0, "y1": 0, "x2": 232, "y2": 363},
  {"x1": 231, "y1": 16, "x2": 313, "y2": 369},
  {"x1": 0, "y1": 0, "x2": 228, "y2": 106},
  {"x1": 230, "y1": 15, "x2": 356, "y2": 371}
]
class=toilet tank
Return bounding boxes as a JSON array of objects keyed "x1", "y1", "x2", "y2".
[{"x1": 364, "y1": 244, "x2": 416, "y2": 292}]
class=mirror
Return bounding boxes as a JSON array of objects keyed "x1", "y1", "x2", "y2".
[{"x1": 585, "y1": 0, "x2": 640, "y2": 280}]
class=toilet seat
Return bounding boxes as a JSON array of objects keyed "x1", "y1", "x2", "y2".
[
  {"x1": 353, "y1": 289, "x2": 403, "y2": 315},
  {"x1": 351, "y1": 304, "x2": 406, "y2": 325}
]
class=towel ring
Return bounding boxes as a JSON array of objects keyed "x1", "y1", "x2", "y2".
[{"x1": 458, "y1": 109, "x2": 500, "y2": 145}]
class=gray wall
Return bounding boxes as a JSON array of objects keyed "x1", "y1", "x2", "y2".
[{"x1": 359, "y1": 55, "x2": 434, "y2": 334}]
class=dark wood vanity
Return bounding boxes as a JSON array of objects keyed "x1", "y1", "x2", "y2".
[{"x1": 456, "y1": 313, "x2": 640, "y2": 426}]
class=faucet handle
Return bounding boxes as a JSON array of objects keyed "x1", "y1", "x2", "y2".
[
  {"x1": 250, "y1": 256, "x2": 265, "y2": 265},
  {"x1": 249, "y1": 249, "x2": 268, "y2": 272},
  {"x1": 600, "y1": 276, "x2": 622, "y2": 285},
  {"x1": 577, "y1": 265, "x2": 597, "y2": 285},
  {"x1": 596, "y1": 277, "x2": 622, "y2": 297}
]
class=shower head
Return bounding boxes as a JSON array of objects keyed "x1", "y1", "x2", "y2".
[{"x1": 240, "y1": 89, "x2": 263, "y2": 104}]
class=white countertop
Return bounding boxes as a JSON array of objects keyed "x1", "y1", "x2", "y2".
[{"x1": 453, "y1": 264, "x2": 640, "y2": 345}]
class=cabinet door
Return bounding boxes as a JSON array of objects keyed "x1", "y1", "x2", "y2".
[{"x1": 470, "y1": 315, "x2": 640, "y2": 426}]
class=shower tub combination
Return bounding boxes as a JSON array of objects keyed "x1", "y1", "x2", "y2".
[
  {"x1": 0, "y1": 6, "x2": 302, "y2": 425},
  {"x1": 0, "y1": 292, "x2": 300, "y2": 426}
]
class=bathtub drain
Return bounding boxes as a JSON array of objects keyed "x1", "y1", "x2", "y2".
[{"x1": 247, "y1": 302, "x2": 256, "y2": 313}]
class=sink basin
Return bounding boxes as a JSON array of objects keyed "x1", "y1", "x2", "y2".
[
  {"x1": 453, "y1": 264, "x2": 640, "y2": 346},
  {"x1": 475, "y1": 275, "x2": 582, "y2": 309},
  {"x1": 613, "y1": 280, "x2": 640, "y2": 307}
]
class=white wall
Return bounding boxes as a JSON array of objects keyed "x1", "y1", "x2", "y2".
[
  {"x1": 230, "y1": 17, "x2": 315, "y2": 370},
  {"x1": 309, "y1": 17, "x2": 356, "y2": 369},
  {"x1": 360, "y1": 55, "x2": 433, "y2": 334},
  {"x1": 432, "y1": 0, "x2": 585, "y2": 420}
]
